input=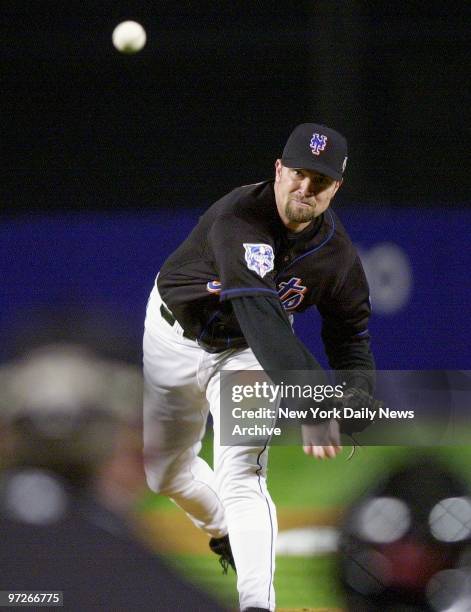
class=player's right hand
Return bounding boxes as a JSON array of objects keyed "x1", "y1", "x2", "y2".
[{"x1": 301, "y1": 418, "x2": 342, "y2": 459}]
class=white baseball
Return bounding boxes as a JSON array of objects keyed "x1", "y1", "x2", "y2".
[{"x1": 112, "y1": 21, "x2": 147, "y2": 54}]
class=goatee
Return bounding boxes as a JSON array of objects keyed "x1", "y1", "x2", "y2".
[{"x1": 285, "y1": 201, "x2": 317, "y2": 223}]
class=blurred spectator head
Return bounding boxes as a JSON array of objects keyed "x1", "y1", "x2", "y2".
[
  {"x1": 0, "y1": 343, "x2": 226, "y2": 612},
  {"x1": 0, "y1": 342, "x2": 145, "y2": 513}
]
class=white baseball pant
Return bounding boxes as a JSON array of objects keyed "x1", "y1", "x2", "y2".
[{"x1": 143, "y1": 285, "x2": 277, "y2": 612}]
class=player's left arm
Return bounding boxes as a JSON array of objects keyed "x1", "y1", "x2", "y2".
[{"x1": 317, "y1": 253, "x2": 375, "y2": 393}]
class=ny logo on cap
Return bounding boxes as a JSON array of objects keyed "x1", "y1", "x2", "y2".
[{"x1": 310, "y1": 133, "x2": 327, "y2": 156}]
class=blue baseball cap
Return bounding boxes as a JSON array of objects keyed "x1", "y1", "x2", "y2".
[{"x1": 281, "y1": 123, "x2": 348, "y2": 181}]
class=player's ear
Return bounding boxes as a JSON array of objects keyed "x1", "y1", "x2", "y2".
[
  {"x1": 333, "y1": 178, "x2": 343, "y2": 195},
  {"x1": 274, "y1": 159, "x2": 283, "y2": 182}
]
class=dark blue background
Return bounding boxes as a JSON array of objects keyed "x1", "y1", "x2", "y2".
[{"x1": 2, "y1": 206, "x2": 468, "y2": 369}]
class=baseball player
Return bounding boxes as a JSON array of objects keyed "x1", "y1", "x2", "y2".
[{"x1": 143, "y1": 123, "x2": 376, "y2": 611}]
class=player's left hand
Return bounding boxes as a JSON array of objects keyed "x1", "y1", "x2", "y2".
[
  {"x1": 301, "y1": 418, "x2": 342, "y2": 459},
  {"x1": 336, "y1": 386, "x2": 383, "y2": 434}
]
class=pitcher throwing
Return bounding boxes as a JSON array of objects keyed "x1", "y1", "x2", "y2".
[{"x1": 143, "y1": 123, "x2": 376, "y2": 611}]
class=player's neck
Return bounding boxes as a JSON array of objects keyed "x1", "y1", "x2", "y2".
[{"x1": 282, "y1": 219, "x2": 312, "y2": 233}]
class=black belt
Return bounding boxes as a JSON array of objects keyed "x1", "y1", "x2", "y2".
[
  {"x1": 159, "y1": 303, "x2": 245, "y2": 353},
  {"x1": 160, "y1": 304, "x2": 196, "y2": 341}
]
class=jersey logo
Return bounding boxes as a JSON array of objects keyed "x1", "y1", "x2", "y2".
[
  {"x1": 278, "y1": 277, "x2": 307, "y2": 311},
  {"x1": 243, "y1": 243, "x2": 274, "y2": 279},
  {"x1": 310, "y1": 133, "x2": 327, "y2": 156},
  {"x1": 207, "y1": 279, "x2": 222, "y2": 294}
]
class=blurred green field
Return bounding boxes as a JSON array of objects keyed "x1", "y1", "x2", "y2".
[
  {"x1": 140, "y1": 433, "x2": 471, "y2": 512},
  {"x1": 169, "y1": 554, "x2": 342, "y2": 609},
  {"x1": 139, "y1": 434, "x2": 471, "y2": 609}
]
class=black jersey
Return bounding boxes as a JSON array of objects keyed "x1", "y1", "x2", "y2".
[{"x1": 157, "y1": 180, "x2": 371, "y2": 357}]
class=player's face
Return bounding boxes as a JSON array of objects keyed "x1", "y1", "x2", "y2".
[{"x1": 274, "y1": 160, "x2": 342, "y2": 232}]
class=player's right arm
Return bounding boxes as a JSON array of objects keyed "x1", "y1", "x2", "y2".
[{"x1": 231, "y1": 295, "x2": 342, "y2": 459}]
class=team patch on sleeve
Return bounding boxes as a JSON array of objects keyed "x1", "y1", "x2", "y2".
[{"x1": 243, "y1": 243, "x2": 275, "y2": 279}]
